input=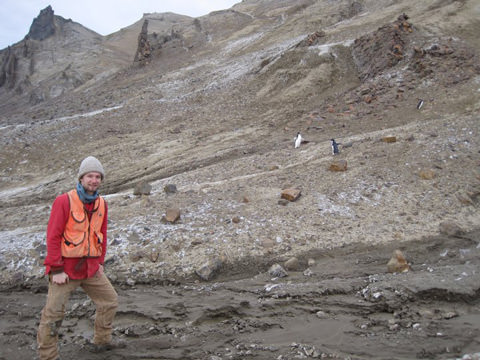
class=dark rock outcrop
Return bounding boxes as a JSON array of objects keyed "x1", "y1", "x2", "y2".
[
  {"x1": 0, "y1": 47, "x2": 17, "y2": 88},
  {"x1": 134, "y1": 20, "x2": 151, "y2": 65},
  {"x1": 27, "y1": 6, "x2": 56, "y2": 41},
  {"x1": 352, "y1": 14, "x2": 413, "y2": 80}
]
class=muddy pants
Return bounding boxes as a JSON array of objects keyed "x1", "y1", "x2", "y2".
[{"x1": 37, "y1": 273, "x2": 118, "y2": 360}]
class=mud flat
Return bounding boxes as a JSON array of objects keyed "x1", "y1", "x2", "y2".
[{"x1": 1, "y1": 229, "x2": 479, "y2": 360}]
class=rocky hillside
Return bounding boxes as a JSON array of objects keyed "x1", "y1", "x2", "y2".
[{"x1": 0, "y1": 0, "x2": 479, "y2": 285}]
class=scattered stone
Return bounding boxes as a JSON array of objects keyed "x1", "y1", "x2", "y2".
[
  {"x1": 196, "y1": 258, "x2": 223, "y2": 281},
  {"x1": 284, "y1": 257, "x2": 299, "y2": 271},
  {"x1": 232, "y1": 216, "x2": 241, "y2": 224},
  {"x1": 307, "y1": 258, "x2": 315, "y2": 267},
  {"x1": 242, "y1": 196, "x2": 250, "y2": 203},
  {"x1": 443, "y1": 311, "x2": 458, "y2": 319},
  {"x1": 419, "y1": 169, "x2": 435, "y2": 180},
  {"x1": 382, "y1": 136, "x2": 397, "y2": 143},
  {"x1": 316, "y1": 311, "x2": 328, "y2": 319},
  {"x1": 281, "y1": 188, "x2": 301, "y2": 202},
  {"x1": 133, "y1": 181, "x2": 152, "y2": 195},
  {"x1": 303, "y1": 268, "x2": 313, "y2": 277},
  {"x1": 328, "y1": 160, "x2": 347, "y2": 172},
  {"x1": 164, "y1": 184, "x2": 177, "y2": 194},
  {"x1": 387, "y1": 250, "x2": 411, "y2": 273},
  {"x1": 164, "y1": 208, "x2": 181, "y2": 223},
  {"x1": 269, "y1": 165, "x2": 280, "y2": 171},
  {"x1": 268, "y1": 264, "x2": 288, "y2": 278},
  {"x1": 439, "y1": 221, "x2": 464, "y2": 237}
]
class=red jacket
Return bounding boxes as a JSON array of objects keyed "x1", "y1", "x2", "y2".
[{"x1": 44, "y1": 192, "x2": 108, "y2": 279}]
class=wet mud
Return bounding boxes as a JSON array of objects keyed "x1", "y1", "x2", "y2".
[{"x1": 1, "y1": 230, "x2": 479, "y2": 360}]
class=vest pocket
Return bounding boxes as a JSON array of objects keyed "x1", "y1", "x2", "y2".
[{"x1": 63, "y1": 232, "x2": 86, "y2": 246}]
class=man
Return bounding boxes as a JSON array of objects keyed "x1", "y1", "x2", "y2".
[{"x1": 37, "y1": 156, "x2": 120, "y2": 360}]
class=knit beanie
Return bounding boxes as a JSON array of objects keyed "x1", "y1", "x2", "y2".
[{"x1": 78, "y1": 156, "x2": 105, "y2": 180}]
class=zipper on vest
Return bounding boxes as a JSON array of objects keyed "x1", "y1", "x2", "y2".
[{"x1": 86, "y1": 208, "x2": 91, "y2": 257}]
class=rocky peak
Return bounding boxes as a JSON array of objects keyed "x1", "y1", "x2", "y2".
[{"x1": 27, "y1": 5, "x2": 56, "y2": 41}]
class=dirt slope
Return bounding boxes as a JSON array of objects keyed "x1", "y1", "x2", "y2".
[{"x1": 0, "y1": 1, "x2": 479, "y2": 358}]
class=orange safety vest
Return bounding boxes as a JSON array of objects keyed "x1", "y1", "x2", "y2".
[{"x1": 62, "y1": 189, "x2": 105, "y2": 258}]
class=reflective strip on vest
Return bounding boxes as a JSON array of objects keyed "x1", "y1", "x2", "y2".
[{"x1": 62, "y1": 189, "x2": 105, "y2": 258}]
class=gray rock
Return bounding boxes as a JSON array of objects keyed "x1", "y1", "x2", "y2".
[
  {"x1": 439, "y1": 221, "x2": 464, "y2": 237},
  {"x1": 164, "y1": 184, "x2": 178, "y2": 194},
  {"x1": 268, "y1": 264, "x2": 288, "y2": 278},
  {"x1": 284, "y1": 257, "x2": 299, "y2": 271},
  {"x1": 133, "y1": 181, "x2": 152, "y2": 195},
  {"x1": 196, "y1": 258, "x2": 223, "y2": 281}
]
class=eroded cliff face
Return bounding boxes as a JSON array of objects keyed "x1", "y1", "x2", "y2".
[{"x1": 0, "y1": 6, "x2": 130, "y2": 112}]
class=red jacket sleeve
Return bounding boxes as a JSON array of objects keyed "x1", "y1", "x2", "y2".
[{"x1": 44, "y1": 193, "x2": 69, "y2": 274}]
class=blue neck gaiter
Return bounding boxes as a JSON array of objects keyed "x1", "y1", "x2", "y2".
[{"x1": 76, "y1": 182, "x2": 99, "y2": 204}]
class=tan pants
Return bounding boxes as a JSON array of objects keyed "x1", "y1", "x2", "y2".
[{"x1": 37, "y1": 272, "x2": 118, "y2": 360}]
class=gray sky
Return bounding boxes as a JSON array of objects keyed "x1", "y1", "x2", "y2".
[{"x1": 0, "y1": 0, "x2": 239, "y2": 49}]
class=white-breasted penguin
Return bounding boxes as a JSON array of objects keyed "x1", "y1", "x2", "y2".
[
  {"x1": 331, "y1": 138, "x2": 339, "y2": 155},
  {"x1": 416, "y1": 99, "x2": 424, "y2": 110},
  {"x1": 294, "y1": 132, "x2": 302, "y2": 148}
]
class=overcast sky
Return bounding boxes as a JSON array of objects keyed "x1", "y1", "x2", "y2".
[{"x1": 0, "y1": 0, "x2": 240, "y2": 49}]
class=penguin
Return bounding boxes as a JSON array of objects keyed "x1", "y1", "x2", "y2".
[
  {"x1": 331, "y1": 138, "x2": 340, "y2": 155},
  {"x1": 294, "y1": 132, "x2": 302, "y2": 148},
  {"x1": 416, "y1": 99, "x2": 424, "y2": 110}
]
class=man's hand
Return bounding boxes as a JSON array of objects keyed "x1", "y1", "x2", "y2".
[{"x1": 52, "y1": 272, "x2": 69, "y2": 284}]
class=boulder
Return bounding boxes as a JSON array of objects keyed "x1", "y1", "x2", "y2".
[
  {"x1": 133, "y1": 181, "x2": 152, "y2": 195},
  {"x1": 268, "y1": 264, "x2": 288, "y2": 278},
  {"x1": 284, "y1": 257, "x2": 299, "y2": 271},
  {"x1": 196, "y1": 258, "x2": 223, "y2": 281},
  {"x1": 281, "y1": 188, "x2": 301, "y2": 201},
  {"x1": 328, "y1": 160, "x2": 347, "y2": 172},
  {"x1": 164, "y1": 184, "x2": 178, "y2": 194},
  {"x1": 387, "y1": 250, "x2": 411, "y2": 273},
  {"x1": 164, "y1": 208, "x2": 181, "y2": 223},
  {"x1": 439, "y1": 221, "x2": 464, "y2": 237}
]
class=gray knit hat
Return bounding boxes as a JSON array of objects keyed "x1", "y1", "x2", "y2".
[{"x1": 78, "y1": 156, "x2": 105, "y2": 180}]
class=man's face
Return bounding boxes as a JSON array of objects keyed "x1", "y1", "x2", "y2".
[{"x1": 80, "y1": 172, "x2": 102, "y2": 194}]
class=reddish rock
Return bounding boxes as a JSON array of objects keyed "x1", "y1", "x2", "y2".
[
  {"x1": 164, "y1": 208, "x2": 181, "y2": 223},
  {"x1": 281, "y1": 188, "x2": 301, "y2": 202},
  {"x1": 382, "y1": 136, "x2": 397, "y2": 143},
  {"x1": 387, "y1": 250, "x2": 411, "y2": 273}
]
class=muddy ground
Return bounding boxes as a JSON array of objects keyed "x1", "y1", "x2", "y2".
[{"x1": 1, "y1": 229, "x2": 479, "y2": 360}]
